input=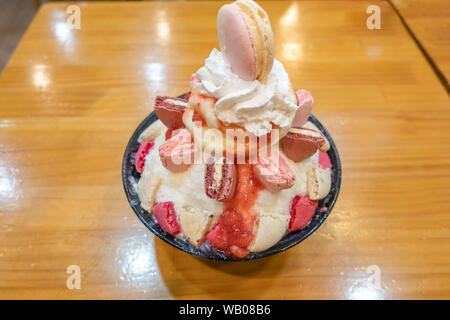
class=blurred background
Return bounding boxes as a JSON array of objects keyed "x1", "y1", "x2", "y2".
[
  {"x1": 1, "y1": 0, "x2": 449, "y2": 86},
  {"x1": 1, "y1": 0, "x2": 210, "y2": 73}
]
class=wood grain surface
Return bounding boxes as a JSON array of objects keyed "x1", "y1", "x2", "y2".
[
  {"x1": 0, "y1": 1, "x2": 449, "y2": 299},
  {"x1": 391, "y1": 0, "x2": 450, "y2": 85}
]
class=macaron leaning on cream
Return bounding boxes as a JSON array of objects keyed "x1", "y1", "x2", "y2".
[
  {"x1": 215, "y1": 0, "x2": 295, "y2": 150},
  {"x1": 217, "y1": 0, "x2": 275, "y2": 82},
  {"x1": 217, "y1": 0, "x2": 314, "y2": 132}
]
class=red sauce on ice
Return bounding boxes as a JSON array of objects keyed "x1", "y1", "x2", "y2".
[
  {"x1": 225, "y1": 164, "x2": 262, "y2": 218},
  {"x1": 188, "y1": 88, "x2": 216, "y2": 127},
  {"x1": 206, "y1": 164, "x2": 263, "y2": 258},
  {"x1": 192, "y1": 110, "x2": 206, "y2": 126}
]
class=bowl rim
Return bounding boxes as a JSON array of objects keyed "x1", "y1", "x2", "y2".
[{"x1": 122, "y1": 93, "x2": 342, "y2": 261}]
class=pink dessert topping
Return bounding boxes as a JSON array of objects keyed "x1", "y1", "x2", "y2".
[
  {"x1": 152, "y1": 202, "x2": 181, "y2": 235},
  {"x1": 288, "y1": 195, "x2": 318, "y2": 231},
  {"x1": 319, "y1": 150, "x2": 331, "y2": 169},
  {"x1": 159, "y1": 128, "x2": 196, "y2": 172},
  {"x1": 253, "y1": 151, "x2": 296, "y2": 192},
  {"x1": 135, "y1": 141, "x2": 155, "y2": 174}
]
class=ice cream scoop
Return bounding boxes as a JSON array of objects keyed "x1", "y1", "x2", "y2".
[
  {"x1": 137, "y1": 170, "x2": 162, "y2": 212},
  {"x1": 217, "y1": 0, "x2": 274, "y2": 81}
]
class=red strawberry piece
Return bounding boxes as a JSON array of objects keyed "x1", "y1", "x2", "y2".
[
  {"x1": 206, "y1": 208, "x2": 253, "y2": 258},
  {"x1": 220, "y1": 207, "x2": 241, "y2": 226},
  {"x1": 152, "y1": 202, "x2": 181, "y2": 235},
  {"x1": 135, "y1": 141, "x2": 155, "y2": 173},
  {"x1": 205, "y1": 223, "x2": 228, "y2": 250},
  {"x1": 288, "y1": 195, "x2": 318, "y2": 231},
  {"x1": 232, "y1": 229, "x2": 253, "y2": 248},
  {"x1": 319, "y1": 150, "x2": 331, "y2": 169},
  {"x1": 229, "y1": 245, "x2": 250, "y2": 259}
]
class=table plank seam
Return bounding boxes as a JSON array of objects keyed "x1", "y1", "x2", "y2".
[{"x1": 387, "y1": 0, "x2": 450, "y2": 94}]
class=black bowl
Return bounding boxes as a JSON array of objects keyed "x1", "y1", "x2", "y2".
[{"x1": 122, "y1": 93, "x2": 342, "y2": 261}]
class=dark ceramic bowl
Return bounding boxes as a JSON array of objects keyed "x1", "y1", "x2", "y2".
[{"x1": 122, "y1": 93, "x2": 342, "y2": 261}]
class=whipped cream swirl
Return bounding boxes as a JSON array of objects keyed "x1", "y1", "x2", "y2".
[{"x1": 193, "y1": 49, "x2": 298, "y2": 136}]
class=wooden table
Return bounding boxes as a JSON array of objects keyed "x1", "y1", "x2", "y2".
[
  {"x1": 391, "y1": 0, "x2": 450, "y2": 85},
  {"x1": 0, "y1": 1, "x2": 449, "y2": 300}
]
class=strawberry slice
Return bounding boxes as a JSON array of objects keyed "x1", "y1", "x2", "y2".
[
  {"x1": 229, "y1": 245, "x2": 250, "y2": 259},
  {"x1": 205, "y1": 223, "x2": 228, "y2": 250},
  {"x1": 288, "y1": 195, "x2": 318, "y2": 231},
  {"x1": 135, "y1": 141, "x2": 155, "y2": 173},
  {"x1": 152, "y1": 202, "x2": 180, "y2": 235},
  {"x1": 205, "y1": 208, "x2": 253, "y2": 258}
]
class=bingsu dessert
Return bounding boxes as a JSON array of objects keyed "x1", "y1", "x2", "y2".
[{"x1": 134, "y1": 0, "x2": 332, "y2": 258}]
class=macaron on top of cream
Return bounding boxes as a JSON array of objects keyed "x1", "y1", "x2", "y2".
[{"x1": 217, "y1": 0, "x2": 275, "y2": 82}]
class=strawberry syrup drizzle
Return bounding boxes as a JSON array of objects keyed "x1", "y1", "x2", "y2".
[
  {"x1": 192, "y1": 111, "x2": 206, "y2": 126},
  {"x1": 188, "y1": 86, "x2": 266, "y2": 257},
  {"x1": 189, "y1": 88, "x2": 216, "y2": 127},
  {"x1": 213, "y1": 164, "x2": 263, "y2": 258},
  {"x1": 225, "y1": 164, "x2": 263, "y2": 219}
]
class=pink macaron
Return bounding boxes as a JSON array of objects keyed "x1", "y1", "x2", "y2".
[
  {"x1": 217, "y1": 0, "x2": 274, "y2": 81},
  {"x1": 217, "y1": 3, "x2": 257, "y2": 81},
  {"x1": 288, "y1": 195, "x2": 318, "y2": 232},
  {"x1": 152, "y1": 202, "x2": 181, "y2": 235},
  {"x1": 253, "y1": 151, "x2": 296, "y2": 192},
  {"x1": 158, "y1": 128, "x2": 196, "y2": 172},
  {"x1": 292, "y1": 89, "x2": 314, "y2": 128}
]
